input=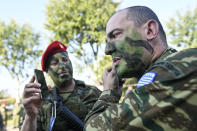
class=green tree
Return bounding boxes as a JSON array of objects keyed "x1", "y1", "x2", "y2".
[
  {"x1": 0, "y1": 19, "x2": 42, "y2": 97},
  {"x1": 166, "y1": 6, "x2": 197, "y2": 48},
  {"x1": 45, "y1": 0, "x2": 119, "y2": 83},
  {"x1": 0, "y1": 90, "x2": 15, "y2": 105},
  {"x1": 0, "y1": 90, "x2": 9, "y2": 100}
]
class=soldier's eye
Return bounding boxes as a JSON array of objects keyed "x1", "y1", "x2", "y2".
[{"x1": 113, "y1": 31, "x2": 122, "y2": 38}]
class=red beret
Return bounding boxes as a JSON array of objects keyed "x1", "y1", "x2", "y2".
[{"x1": 41, "y1": 41, "x2": 67, "y2": 72}]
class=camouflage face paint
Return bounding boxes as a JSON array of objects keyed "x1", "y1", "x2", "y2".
[
  {"x1": 106, "y1": 35, "x2": 153, "y2": 79},
  {"x1": 48, "y1": 52, "x2": 73, "y2": 88},
  {"x1": 124, "y1": 37, "x2": 154, "y2": 54}
]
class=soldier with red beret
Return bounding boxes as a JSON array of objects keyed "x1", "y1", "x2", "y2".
[{"x1": 21, "y1": 41, "x2": 101, "y2": 131}]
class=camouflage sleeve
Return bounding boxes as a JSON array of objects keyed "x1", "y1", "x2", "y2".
[
  {"x1": 82, "y1": 85, "x2": 102, "y2": 112},
  {"x1": 85, "y1": 89, "x2": 121, "y2": 125},
  {"x1": 85, "y1": 75, "x2": 197, "y2": 131}
]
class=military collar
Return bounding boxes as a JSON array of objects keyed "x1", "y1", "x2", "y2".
[
  {"x1": 146, "y1": 47, "x2": 177, "y2": 71},
  {"x1": 155, "y1": 47, "x2": 177, "y2": 62}
]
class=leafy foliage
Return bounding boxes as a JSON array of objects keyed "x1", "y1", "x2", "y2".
[
  {"x1": 0, "y1": 90, "x2": 9, "y2": 99},
  {"x1": 0, "y1": 20, "x2": 42, "y2": 81},
  {"x1": 0, "y1": 89, "x2": 16, "y2": 105},
  {"x1": 166, "y1": 6, "x2": 197, "y2": 48}
]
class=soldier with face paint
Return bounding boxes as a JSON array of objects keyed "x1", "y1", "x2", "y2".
[
  {"x1": 21, "y1": 41, "x2": 101, "y2": 131},
  {"x1": 85, "y1": 6, "x2": 197, "y2": 131}
]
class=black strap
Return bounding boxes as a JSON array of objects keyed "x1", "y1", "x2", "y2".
[{"x1": 51, "y1": 87, "x2": 84, "y2": 131}]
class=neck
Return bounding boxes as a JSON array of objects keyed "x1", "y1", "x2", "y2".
[
  {"x1": 56, "y1": 79, "x2": 75, "y2": 92},
  {"x1": 151, "y1": 42, "x2": 168, "y2": 62}
]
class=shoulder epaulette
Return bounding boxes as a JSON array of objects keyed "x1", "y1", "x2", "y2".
[{"x1": 148, "y1": 48, "x2": 197, "y2": 80}]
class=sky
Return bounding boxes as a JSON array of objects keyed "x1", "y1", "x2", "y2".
[{"x1": 0, "y1": 0, "x2": 197, "y2": 98}]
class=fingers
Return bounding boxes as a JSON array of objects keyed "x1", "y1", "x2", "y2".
[
  {"x1": 23, "y1": 87, "x2": 41, "y2": 98},
  {"x1": 25, "y1": 82, "x2": 41, "y2": 89},
  {"x1": 103, "y1": 66, "x2": 112, "y2": 79},
  {"x1": 104, "y1": 65, "x2": 114, "y2": 74},
  {"x1": 22, "y1": 76, "x2": 42, "y2": 117},
  {"x1": 23, "y1": 94, "x2": 41, "y2": 117},
  {"x1": 103, "y1": 65, "x2": 117, "y2": 78},
  {"x1": 27, "y1": 75, "x2": 41, "y2": 89},
  {"x1": 23, "y1": 80, "x2": 41, "y2": 98},
  {"x1": 106, "y1": 66, "x2": 112, "y2": 72},
  {"x1": 110, "y1": 64, "x2": 117, "y2": 75},
  {"x1": 24, "y1": 87, "x2": 41, "y2": 95},
  {"x1": 23, "y1": 95, "x2": 41, "y2": 107}
]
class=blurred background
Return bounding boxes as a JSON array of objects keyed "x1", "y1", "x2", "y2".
[{"x1": 0, "y1": 0, "x2": 197, "y2": 130}]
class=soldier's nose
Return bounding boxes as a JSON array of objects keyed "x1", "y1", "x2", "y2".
[
  {"x1": 105, "y1": 43, "x2": 115, "y2": 55},
  {"x1": 59, "y1": 62, "x2": 65, "y2": 69}
]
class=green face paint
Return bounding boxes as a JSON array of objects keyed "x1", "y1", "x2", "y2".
[
  {"x1": 48, "y1": 52, "x2": 73, "y2": 88},
  {"x1": 106, "y1": 30, "x2": 153, "y2": 79}
]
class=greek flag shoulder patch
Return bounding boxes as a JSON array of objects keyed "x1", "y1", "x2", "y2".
[{"x1": 137, "y1": 72, "x2": 157, "y2": 88}]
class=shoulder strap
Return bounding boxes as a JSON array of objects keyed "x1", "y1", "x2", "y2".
[
  {"x1": 149, "y1": 61, "x2": 184, "y2": 78},
  {"x1": 147, "y1": 48, "x2": 197, "y2": 80},
  {"x1": 74, "y1": 79, "x2": 86, "y2": 88}
]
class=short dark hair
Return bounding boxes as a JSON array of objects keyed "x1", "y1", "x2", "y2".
[{"x1": 124, "y1": 6, "x2": 167, "y2": 43}]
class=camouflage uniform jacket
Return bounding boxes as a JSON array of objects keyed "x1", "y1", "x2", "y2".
[
  {"x1": 37, "y1": 79, "x2": 101, "y2": 131},
  {"x1": 85, "y1": 48, "x2": 197, "y2": 131}
]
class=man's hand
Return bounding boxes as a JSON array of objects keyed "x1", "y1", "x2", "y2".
[
  {"x1": 23, "y1": 76, "x2": 42, "y2": 120},
  {"x1": 102, "y1": 64, "x2": 124, "y2": 95}
]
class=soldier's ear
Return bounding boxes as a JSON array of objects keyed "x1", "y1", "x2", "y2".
[{"x1": 144, "y1": 19, "x2": 159, "y2": 41}]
